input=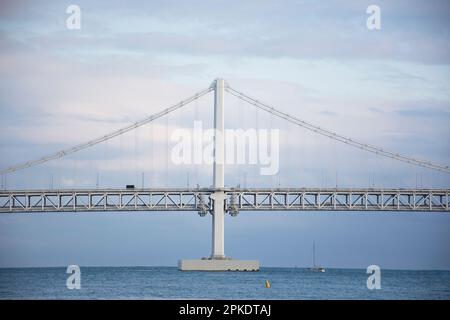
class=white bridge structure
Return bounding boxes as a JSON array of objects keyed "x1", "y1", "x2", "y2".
[
  {"x1": 1, "y1": 79, "x2": 449, "y2": 271},
  {"x1": 1, "y1": 188, "x2": 449, "y2": 213}
]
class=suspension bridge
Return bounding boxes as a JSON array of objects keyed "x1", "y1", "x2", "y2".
[{"x1": 1, "y1": 79, "x2": 449, "y2": 271}]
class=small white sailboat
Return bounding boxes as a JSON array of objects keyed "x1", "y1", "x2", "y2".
[{"x1": 310, "y1": 241, "x2": 326, "y2": 273}]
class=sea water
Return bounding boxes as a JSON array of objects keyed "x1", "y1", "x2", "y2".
[{"x1": 0, "y1": 267, "x2": 449, "y2": 299}]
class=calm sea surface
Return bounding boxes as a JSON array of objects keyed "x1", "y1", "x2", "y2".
[{"x1": 0, "y1": 267, "x2": 449, "y2": 299}]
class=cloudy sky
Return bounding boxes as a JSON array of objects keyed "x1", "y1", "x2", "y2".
[{"x1": 0, "y1": 0, "x2": 449, "y2": 269}]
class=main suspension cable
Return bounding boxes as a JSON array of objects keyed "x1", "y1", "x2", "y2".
[
  {"x1": 1, "y1": 86, "x2": 213, "y2": 175},
  {"x1": 226, "y1": 85, "x2": 450, "y2": 173}
]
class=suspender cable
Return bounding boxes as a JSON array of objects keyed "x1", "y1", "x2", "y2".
[
  {"x1": 1, "y1": 86, "x2": 213, "y2": 175},
  {"x1": 226, "y1": 85, "x2": 450, "y2": 174}
]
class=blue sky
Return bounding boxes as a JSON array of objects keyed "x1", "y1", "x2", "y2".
[{"x1": 0, "y1": 0, "x2": 449, "y2": 269}]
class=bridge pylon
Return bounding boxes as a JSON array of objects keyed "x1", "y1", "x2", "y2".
[{"x1": 178, "y1": 79, "x2": 259, "y2": 271}]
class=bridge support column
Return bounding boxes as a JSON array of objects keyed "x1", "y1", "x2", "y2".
[
  {"x1": 211, "y1": 78, "x2": 226, "y2": 259},
  {"x1": 179, "y1": 78, "x2": 259, "y2": 271},
  {"x1": 210, "y1": 192, "x2": 226, "y2": 259}
]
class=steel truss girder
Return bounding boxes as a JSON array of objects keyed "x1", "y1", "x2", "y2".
[
  {"x1": 226, "y1": 189, "x2": 449, "y2": 212},
  {"x1": 0, "y1": 189, "x2": 213, "y2": 213},
  {"x1": 0, "y1": 188, "x2": 448, "y2": 213}
]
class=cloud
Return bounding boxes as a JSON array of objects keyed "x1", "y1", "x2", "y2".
[
  {"x1": 0, "y1": 0, "x2": 449, "y2": 190},
  {"x1": 1, "y1": 1, "x2": 450, "y2": 64},
  {"x1": 395, "y1": 100, "x2": 450, "y2": 118}
]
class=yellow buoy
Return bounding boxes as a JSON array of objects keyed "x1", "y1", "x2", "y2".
[{"x1": 265, "y1": 280, "x2": 271, "y2": 288}]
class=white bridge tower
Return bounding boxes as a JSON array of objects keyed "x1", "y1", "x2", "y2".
[{"x1": 178, "y1": 79, "x2": 259, "y2": 271}]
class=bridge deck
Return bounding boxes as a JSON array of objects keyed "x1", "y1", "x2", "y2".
[{"x1": 0, "y1": 188, "x2": 448, "y2": 213}]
